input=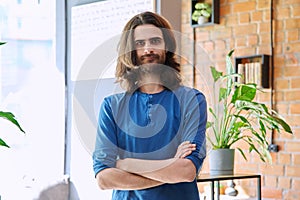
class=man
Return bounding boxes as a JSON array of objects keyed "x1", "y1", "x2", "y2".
[{"x1": 93, "y1": 11, "x2": 207, "y2": 200}]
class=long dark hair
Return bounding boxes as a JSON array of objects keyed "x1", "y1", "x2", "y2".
[{"x1": 115, "y1": 11, "x2": 181, "y2": 92}]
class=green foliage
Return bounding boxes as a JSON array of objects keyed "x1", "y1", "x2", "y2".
[
  {"x1": 0, "y1": 42, "x2": 25, "y2": 148},
  {"x1": 0, "y1": 112, "x2": 25, "y2": 147},
  {"x1": 207, "y1": 50, "x2": 293, "y2": 162},
  {"x1": 192, "y1": 3, "x2": 212, "y2": 22}
]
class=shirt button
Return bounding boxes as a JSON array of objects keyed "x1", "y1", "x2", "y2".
[
  {"x1": 149, "y1": 104, "x2": 152, "y2": 107},
  {"x1": 149, "y1": 95, "x2": 153, "y2": 98}
]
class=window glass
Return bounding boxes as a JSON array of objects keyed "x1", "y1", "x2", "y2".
[{"x1": 0, "y1": 1, "x2": 64, "y2": 199}]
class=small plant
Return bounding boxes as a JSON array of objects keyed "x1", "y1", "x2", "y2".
[
  {"x1": 0, "y1": 42, "x2": 25, "y2": 147},
  {"x1": 206, "y1": 50, "x2": 293, "y2": 162},
  {"x1": 192, "y1": 2, "x2": 212, "y2": 22}
]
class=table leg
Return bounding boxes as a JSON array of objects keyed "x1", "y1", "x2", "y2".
[
  {"x1": 257, "y1": 176, "x2": 261, "y2": 200},
  {"x1": 216, "y1": 181, "x2": 220, "y2": 200},
  {"x1": 211, "y1": 180, "x2": 215, "y2": 200}
]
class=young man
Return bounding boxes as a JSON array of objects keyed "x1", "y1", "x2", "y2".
[{"x1": 93, "y1": 11, "x2": 207, "y2": 200}]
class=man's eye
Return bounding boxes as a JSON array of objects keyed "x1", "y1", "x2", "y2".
[
  {"x1": 150, "y1": 38, "x2": 162, "y2": 45},
  {"x1": 135, "y1": 41, "x2": 145, "y2": 48}
]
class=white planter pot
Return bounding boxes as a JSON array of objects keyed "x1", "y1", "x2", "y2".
[
  {"x1": 209, "y1": 149, "x2": 235, "y2": 175},
  {"x1": 197, "y1": 16, "x2": 209, "y2": 25}
]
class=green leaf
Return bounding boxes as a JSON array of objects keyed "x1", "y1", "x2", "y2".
[
  {"x1": 219, "y1": 87, "x2": 227, "y2": 102},
  {"x1": 237, "y1": 148, "x2": 247, "y2": 161},
  {"x1": 272, "y1": 115, "x2": 293, "y2": 133},
  {"x1": 0, "y1": 138, "x2": 10, "y2": 148},
  {"x1": 231, "y1": 84, "x2": 256, "y2": 103},
  {"x1": 195, "y1": 2, "x2": 210, "y2": 10},
  {"x1": 0, "y1": 111, "x2": 25, "y2": 133},
  {"x1": 0, "y1": 42, "x2": 6, "y2": 46},
  {"x1": 208, "y1": 107, "x2": 217, "y2": 119},
  {"x1": 210, "y1": 66, "x2": 223, "y2": 82},
  {"x1": 227, "y1": 49, "x2": 235, "y2": 57},
  {"x1": 206, "y1": 121, "x2": 213, "y2": 129},
  {"x1": 226, "y1": 50, "x2": 235, "y2": 76}
]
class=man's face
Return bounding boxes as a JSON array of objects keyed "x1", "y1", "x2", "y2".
[{"x1": 134, "y1": 24, "x2": 166, "y2": 66}]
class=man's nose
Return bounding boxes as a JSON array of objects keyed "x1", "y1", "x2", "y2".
[{"x1": 143, "y1": 42, "x2": 154, "y2": 54}]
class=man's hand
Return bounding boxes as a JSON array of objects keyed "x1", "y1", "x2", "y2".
[{"x1": 174, "y1": 141, "x2": 196, "y2": 158}]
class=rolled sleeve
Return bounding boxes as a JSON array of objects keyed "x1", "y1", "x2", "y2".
[
  {"x1": 182, "y1": 90, "x2": 207, "y2": 173},
  {"x1": 93, "y1": 97, "x2": 118, "y2": 176}
]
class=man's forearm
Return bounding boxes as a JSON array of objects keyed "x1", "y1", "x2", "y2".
[
  {"x1": 116, "y1": 158, "x2": 196, "y2": 184},
  {"x1": 96, "y1": 167, "x2": 164, "y2": 190}
]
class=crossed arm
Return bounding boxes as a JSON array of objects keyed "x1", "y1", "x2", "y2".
[{"x1": 96, "y1": 141, "x2": 197, "y2": 190}]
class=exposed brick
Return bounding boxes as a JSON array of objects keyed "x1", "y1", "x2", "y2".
[
  {"x1": 257, "y1": 0, "x2": 270, "y2": 10},
  {"x1": 239, "y1": 13, "x2": 250, "y2": 24},
  {"x1": 259, "y1": 22, "x2": 270, "y2": 33},
  {"x1": 275, "y1": 30, "x2": 285, "y2": 43},
  {"x1": 263, "y1": 10, "x2": 270, "y2": 21},
  {"x1": 276, "y1": 7, "x2": 291, "y2": 19},
  {"x1": 180, "y1": 0, "x2": 300, "y2": 199},
  {"x1": 292, "y1": 154, "x2": 300, "y2": 165},
  {"x1": 278, "y1": 153, "x2": 291, "y2": 165},
  {"x1": 286, "y1": 18, "x2": 300, "y2": 29},
  {"x1": 274, "y1": 91, "x2": 285, "y2": 101},
  {"x1": 195, "y1": 31, "x2": 210, "y2": 41},
  {"x1": 211, "y1": 28, "x2": 233, "y2": 40},
  {"x1": 264, "y1": 175, "x2": 277, "y2": 187},
  {"x1": 291, "y1": 78, "x2": 300, "y2": 89},
  {"x1": 226, "y1": 15, "x2": 238, "y2": 27},
  {"x1": 284, "y1": 67, "x2": 300, "y2": 77},
  {"x1": 257, "y1": 45, "x2": 271, "y2": 55},
  {"x1": 252, "y1": 11, "x2": 263, "y2": 22},
  {"x1": 232, "y1": 2, "x2": 256, "y2": 13},
  {"x1": 293, "y1": 5, "x2": 300, "y2": 17},
  {"x1": 274, "y1": 44, "x2": 282, "y2": 54},
  {"x1": 287, "y1": 29, "x2": 299, "y2": 42},
  {"x1": 285, "y1": 53, "x2": 300, "y2": 66},
  {"x1": 233, "y1": 24, "x2": 257, "y2": 36},
  {"x1": 283, "y1": 190, "x2": 300, "y2": 200},
  {"x1": 290, "y1": 103, "x2": 300, "y2": 114},
  {"x1": 275, "y1": 19, "x2": 284, "y2": 31},
  {"x1": 234, "y1": 47, "x2": 256, "y2": 57},
  {"x1": 262, "y1": 187, "x2": 282, "y2": 199},
  {"x1": 260, "y1": 33, "x2": 271, "y2": 44},
  {"x1": 278, "y1": 176, "x2": 291, "y2": 189},
  {"x1": 260, "y1": 164, "x2": 284, "y2": 176},
  {"x1": 276, "y1": 103, "x2": 289, "y2": 115},
  {"x1": 285, "y1": 42, "x2": 300, "y2": 54},
  {"x1": 274, "y1": 56, "x2": 285, "y2": 68},
  {"x1": 214, "y1": 40, "x2": 226, "y2": 50},
  {"x1": 286, "y1": 166, "x2": 300, "y2": 177},
  {"x1": 275, "y1": 78, "x2": 289, "y2": 90},
  {"x1": 285, "y1": 141, "x2": 300, "y2": 152},
  {"x1": 248, "y1": 34, "x2": 258, "y2": 46},
  {"x1": 235, "y1": 37, "x2": 246, "y2": 47},
  {"x1": 284, "y1": 115, "x2": 300, "y2": 127},
  {"x1": 220, "y1": 4, "x2": 231, "y2": 16},
  {"x1": 203, "y1": 41, "x2": 214, "y2": 52},
  {"x1": 292, "y1": 179, "x2": 300, "y2": 190},
  {"x1": 291, "y1": 128, "x2": 300, "y2": 139}
]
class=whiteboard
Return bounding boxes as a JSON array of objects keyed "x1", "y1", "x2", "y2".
[
  {"x1": 68, "y1": 0, "x2": 155, "y2": 199},
  {"x1": 71, "y1": 0, "x2": 155, "y2": 80}
]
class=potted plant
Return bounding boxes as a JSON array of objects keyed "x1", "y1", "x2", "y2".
[
  {"x1": 191, "y1": 2, "x2": 212, "y2": 25},
  {"x1": 0, "y1": 42, "x2": 25, "y2": 147},
  {"x1": 206, "y1": 50, "x2": 293, "y2": 175}
]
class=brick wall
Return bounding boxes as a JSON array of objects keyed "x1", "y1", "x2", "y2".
[{"x1": 181, "y1": 0, "x2": 300, "y2": 199}]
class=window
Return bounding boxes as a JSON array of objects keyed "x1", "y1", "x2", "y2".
[{"x1": 0, "y1": 1, "x2": 64, "y2": 199}]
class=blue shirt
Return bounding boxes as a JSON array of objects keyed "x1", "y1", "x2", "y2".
[{"x1": 93, "y1": 86, "x2": 207, "y2": 200}]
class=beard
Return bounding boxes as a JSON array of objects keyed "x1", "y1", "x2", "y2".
[{"x1": 137, "y1": 53, "x2": 165, "y2": 65}]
